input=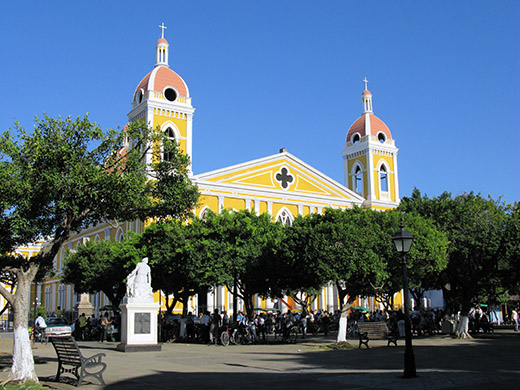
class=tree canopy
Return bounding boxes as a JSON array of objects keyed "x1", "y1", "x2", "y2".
[
  {"x1": 399, "y1": 189, "x2": 513, "y2": 314},
  {"x1": 141, "y1": 217, "x2": 230, "y2": 315},
  {"x1": 203, "y1": 209, "x2": 284, "y2": 315}
]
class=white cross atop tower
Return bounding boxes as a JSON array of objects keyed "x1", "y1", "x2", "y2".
[{"x1": 159, "y1": 22, "x2": 167, "y2": 39}]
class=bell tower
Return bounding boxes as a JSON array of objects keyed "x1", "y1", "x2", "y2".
[
  {"x1": 342, "y1": 79, "x2": 400, "y2": 209},
  {"x1": 128, "y1": 23, "x2": 195, "y2": 174}
]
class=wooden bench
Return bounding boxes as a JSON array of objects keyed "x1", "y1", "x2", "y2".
[
  {"x1": 49, "y1": 336, "x2": 107, "y2": 387},
  {"x1": 357, "y1": 321, "x2": 397, "y2": 349}
]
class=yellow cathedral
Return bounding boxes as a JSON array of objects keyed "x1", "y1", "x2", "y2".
[{"x1": 14, "y1": 27, "x2": 401, "y2": 321}]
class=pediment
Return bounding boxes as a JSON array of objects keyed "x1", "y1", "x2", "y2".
[{"x1": 193, "y1": 152, "x2": 364, "y2": 203}]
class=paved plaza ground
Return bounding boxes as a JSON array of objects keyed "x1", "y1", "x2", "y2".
[{"x1": 0, "y1": 329, "x2": 519, "y2": 389}]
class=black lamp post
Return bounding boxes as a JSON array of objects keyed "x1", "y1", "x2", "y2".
[{"x1": 392, "y1": 222, "x2": 416, "y2": 378}]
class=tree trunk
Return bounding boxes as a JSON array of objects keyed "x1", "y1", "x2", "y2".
[
  {"x1": 410, "y1": 288, "x2": 425, "y2": 309},
  {"x1": 9, "y1": 270, "x2": 38, "y2": 382},
  {"x1": 336, "y1": 289, "x2": 349, "y2": 343},
  {"x1": 165, "y1": 294, "x2": 179, "y2": 315},
  {"x1": 455, "y1": 315, "x2": 471, "y2": 338}
]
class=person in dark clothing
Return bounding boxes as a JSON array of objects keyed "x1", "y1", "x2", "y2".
[{"x1": 209, "y1": 309, "x2": 221, "y2": 345}]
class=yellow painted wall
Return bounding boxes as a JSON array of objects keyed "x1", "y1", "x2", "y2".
[
  {"x1": 196, "y1": 195, "x2": 219, "y2": 216},
  {"x1": 224, "y1": 197, "x2": 246, "y2": 210}
]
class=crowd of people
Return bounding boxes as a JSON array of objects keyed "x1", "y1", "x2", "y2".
[
  {"x1": 160, "y1": 308, "x2": 338, "y2": 344},
  {"x1": 71, "y1": 312, "x2": 116, "y2": 342},
  {"x1": 159, "y1": 304, "x2": 506, "y2": 344},
  {"x1": 31, "y1": 303, "x2": 516, "y2": 345}
]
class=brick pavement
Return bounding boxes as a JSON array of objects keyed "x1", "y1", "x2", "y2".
[{"x1": 1, "y1": 330, "x2": 519, "y2": 389}]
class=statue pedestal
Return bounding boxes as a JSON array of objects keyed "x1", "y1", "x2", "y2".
[
  {"x1": 75, "y1": 293, "x2": 93, "y2": 318},
  {"x1": 117, "y1": 302, "x2": 161, "y2": 352}
]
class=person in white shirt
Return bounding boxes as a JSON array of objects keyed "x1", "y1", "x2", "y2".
[
  {"x1": 34, "y1": 315, "x2": 47, "y2": 341},
  {"x1": 512, "y1": 308, "x2": 518, "y2": 332},
  {"x1": 35, "y1": 315, "x2": 47, "y2": 330}
]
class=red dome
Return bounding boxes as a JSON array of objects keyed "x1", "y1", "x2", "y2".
[
  {"x1": 346, "y1": 114, "x2": 392, "y2": 142},
  {"x1": 134, "y1": 66, "x2": 189, "y2": 100},
  {"x1": 157, "y1": 38, "x2": 168, "y2": 45},
  {"x1": 362, "y1": 89, "x2": 372, "y2": 96}
]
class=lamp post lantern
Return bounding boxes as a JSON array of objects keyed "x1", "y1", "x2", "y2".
[{"x1": 392, "y1": 222, "x2": 416, "y2": 378}]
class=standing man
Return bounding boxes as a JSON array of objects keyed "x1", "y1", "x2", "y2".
[
  {"x1": 512, "y1": 308, "x2": 519, "y2": 332},
  {"x1": 78, "y1": 313, "x2": 88, "y2": 340},
  {"x1": 99, "y1": 313, "x2": 112, "y2": 342},
  {"x1": 209, "y1": 309, "x2": 222, "y2": 345}
]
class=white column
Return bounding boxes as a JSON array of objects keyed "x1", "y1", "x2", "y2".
[
  {"x1": 207, "y1": 289, "x2": 215, "y2": 312},
  {"x1": 217, "y1": 286, "x2": 225, "y2": 312},
  {"x1": 392, "y1": 152, "x2": 400, "y2": 201},
  {"x1": 368, "y1": 149, "x2": 375, "y2": 201},
  {"x1": 187, "y1": 114, "x2": 193, "y2": 175}
]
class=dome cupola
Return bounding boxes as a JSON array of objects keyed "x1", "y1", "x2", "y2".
[
  {"x1": 133, "y1": 23, "x2": 190, "y2": 104},
  {"x1": 346, "y1": 78, "x2": 391, "y2": 144}
]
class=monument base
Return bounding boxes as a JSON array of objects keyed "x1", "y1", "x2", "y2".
[
  {"x1": 116, "y1": 343, "x2": 162, "y2": 352},
  {"x1": 119, "y1": 301, "x2": 160, "y2": 352}
]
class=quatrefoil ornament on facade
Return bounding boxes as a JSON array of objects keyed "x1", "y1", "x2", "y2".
[{"x1": 275, "y1": 167, "x2": 294, "y2": 190}]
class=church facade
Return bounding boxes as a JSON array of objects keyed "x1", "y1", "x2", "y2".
[{"x1": 20, "y1": 28, "x2": 401, "y2": 319}]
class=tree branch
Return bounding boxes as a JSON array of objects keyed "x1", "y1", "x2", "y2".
[{"x1": 0, "y1": 283, "x2": 14, "y2": 307}]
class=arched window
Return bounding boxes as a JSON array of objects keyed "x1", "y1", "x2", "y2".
[
  {"x1": 116, "y1": 227, "x2": 125, "y2": 242},
  {"x1": 380, "y1": 165, "x2": 388, "y2": 192},
  {"x1": 163, "y1": 127, "x2": 176, "y2": 161},
  {"x1": 354, "y1": 166, "x2": 363, "y2": 195},
  {"x1": 276, "y1": 208, "x2": 293, "y2": 226},
  {"x1": 199, "y1": 207, "x2": 210, "y2": 220}
]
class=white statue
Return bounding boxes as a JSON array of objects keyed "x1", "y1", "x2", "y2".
[{"x1": 126, "y1": 257, "x2": 154, "y2": 302}]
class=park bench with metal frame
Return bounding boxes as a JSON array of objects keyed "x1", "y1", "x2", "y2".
[
  {"x1": 49, "y1": 336, "x2": 107, "y2": 387},
  {"x1": 357, "y1": 322, "x2": 397, "y2": 348}
]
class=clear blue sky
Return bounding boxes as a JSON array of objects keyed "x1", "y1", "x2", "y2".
[{"x1": 0, "y1": 1, "x2": 518, "y2": 204}]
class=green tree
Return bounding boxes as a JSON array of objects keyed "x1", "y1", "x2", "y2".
[
  {"x1": 400, "y1": 189, "x2": 510, "y2": 337},
  {"x1": 280, "y1": 208, "x2": 387, "y2": 342},
  {"x1": 368, "y1": 209, "x2": 448, "y2": 310},
  {"x1": 278, "y1": 215, "x2": 331, "y2": 310},
  {"x1": 205, "y1": 210, "x2": 283, "y2": 316},
  {"x1": 141, "y1": 217, "x2": 229, "y2": 315},
  {"x1": 500, "y1": 202, "x2": 520, "y2": 299},
  {"x1": 62, "y1": 234, "x2": 145, "y2": 308},
  {"x1": 0, "y1": 115, "x2": 198, "y2": 382},
  {"x1": 280, "y1": 207, "x2": 447, "y2": 341}
]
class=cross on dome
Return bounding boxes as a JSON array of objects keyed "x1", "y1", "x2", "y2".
[
  {"x1": 159, "y1": 22, "x2": 167, "y2": 39},
  {"x1": 363, "y1": 77, "x2": 369, "y2": 91},
  {"x1": 155, "y1": 23, "x2": 170, "y2": 67}
]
